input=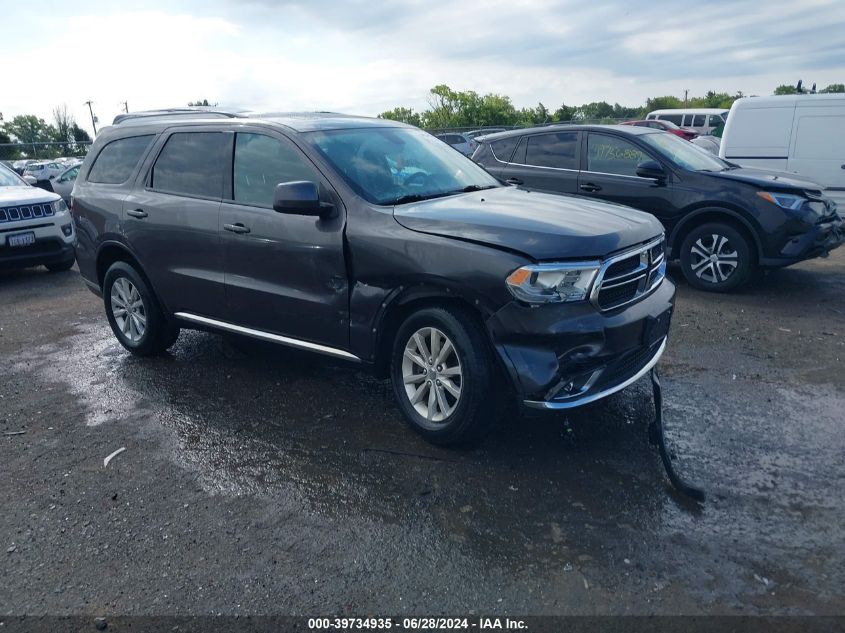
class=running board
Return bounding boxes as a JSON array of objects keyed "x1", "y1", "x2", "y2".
[{"x1": 173, "y1": 312, "x2": 361, "y2": 362}]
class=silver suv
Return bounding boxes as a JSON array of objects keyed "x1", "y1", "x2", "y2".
[{"x1": 0, "y1": 163, "x2": 76, "y2": 272}]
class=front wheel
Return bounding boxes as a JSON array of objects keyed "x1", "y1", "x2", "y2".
[
  {"x1": 390, "y1": 306, "x2": 500, "y2": 445},
  {"x1": 679, "y1": 222, "x2": 754, "y2": 292}
]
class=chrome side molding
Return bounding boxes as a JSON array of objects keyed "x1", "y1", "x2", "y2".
[{"x1": 173, "y1": 312, "x2": 361, "y2": 362}]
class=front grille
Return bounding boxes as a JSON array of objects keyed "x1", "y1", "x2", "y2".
[
  {"x1": 0, "y1": 203, "x2": 55, "y2": 223},
  {"x1": 592, "y1": 237, "x2": 666, "y2": 311}
]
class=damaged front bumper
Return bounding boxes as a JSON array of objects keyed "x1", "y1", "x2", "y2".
[{"x1": 487, "y1": 278, "x2": 676, "y2": 409}]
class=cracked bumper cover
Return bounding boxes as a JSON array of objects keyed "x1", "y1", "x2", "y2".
[{"x1": 487, "y1": 278, "x2": 676, "y2": 409}]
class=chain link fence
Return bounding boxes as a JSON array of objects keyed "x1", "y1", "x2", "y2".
[{"x1": 0, "y1": 141, "x2": 93, "y2": 162}]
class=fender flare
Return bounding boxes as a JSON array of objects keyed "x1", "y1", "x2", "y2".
[{"x1": 668, "y1": 206, "x2": 763, "y2": 262}]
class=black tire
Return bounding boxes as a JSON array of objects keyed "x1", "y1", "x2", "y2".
[
  {"x1": 679, "y1": 222, "x2": 754, "y2": 292},
  {"x1": 390, "y1": 305, "x2": 500, "y2": 445},
  {"x1": 103, "y1": 261, "x2": 179, "y2": 356},
  {"x1": 46, "y1": 256, "x2": 75, "y2": 272}
]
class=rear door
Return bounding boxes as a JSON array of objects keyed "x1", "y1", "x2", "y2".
[
  {"x1": 578, "y1": 131, "x2": 676, "y2": 224},
  {"x1": 122, "y1": 127, "x2": 228, "y2": 319},
  {"x1": 220, "y1": 129, "x2": 349, "y2": 349},
  {"x1": 498, "y1": 131, "x2": 581, "y2": 194}
]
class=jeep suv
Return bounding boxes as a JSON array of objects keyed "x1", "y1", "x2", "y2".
[
  {"x1": 72, "y1": 110, "x2": 674, "y2": 444},
  {"x1": 0, "y1": 162, "x2": 76, "y2": 272}
]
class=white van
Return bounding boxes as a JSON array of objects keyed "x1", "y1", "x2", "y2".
[
  {"x1": 720, "y1": 94, "x2": 845, "y2": 207},
  {"x1": 646, "y1": 108, "x2": 729, "y2": 134}
]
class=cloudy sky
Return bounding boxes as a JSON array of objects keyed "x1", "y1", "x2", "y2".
[{"x1": 4, "y1": 0, "x2": 845, "y2": 134}]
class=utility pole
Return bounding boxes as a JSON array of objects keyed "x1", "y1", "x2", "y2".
[
  {"x1": 684, "y1": 89, "x2": 689, "y2": 106},
  {"x1": 84, "y1": 100, "x2": 98, "y2": 135},
  {"x1": 121, "y1": 101, "x2": 129, "y2": 114}
]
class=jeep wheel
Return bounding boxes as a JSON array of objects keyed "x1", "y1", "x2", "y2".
[
  {"x1": 679, "y1": 222, "x2": 753, "y2": 292},
  {"x1": 103, "y1": 261, "x2": 179, "y2": 356},
  {"x1": 390, "y1": 306, "x2": 500, "y2": 445}
]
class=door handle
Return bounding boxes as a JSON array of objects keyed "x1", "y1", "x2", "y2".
[
  {"x1": 505, "y1": 177, "x2": 523, "y2": 185},
  {"x1": 126, "y1": 209, "x2": 147, "y2": 218},
  {"x1": 223, "y1": 223, "x2": 251, "y2": 234},
  {"x1": 579, "y1": 183, "x2": 602, "y2": 192}
]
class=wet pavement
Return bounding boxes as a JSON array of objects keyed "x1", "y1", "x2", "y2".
[{"x1": 1, "y1": 251, "x2": 843, "y2": 616}]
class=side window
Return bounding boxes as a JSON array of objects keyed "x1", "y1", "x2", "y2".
[
  {"x1": 151, "y1": 132, "x2": 227, "y2": 199},
  {"x1": 61, "y1": 166, "x2": 79, "y2": 182},
  {"x1": 586, "y1": 134, "x2": 650, "y2": 177},
  {"x1": 87, "y1": 135, "x2": 154, "y2": 184},
  {"x1": 692, "y1": 114, "x2": 705, "y2": 127},
  {"x1": 233, "y1": 133, "x2": 319, "y2": 208},
  {"x1": 646, "y1": 114, "x2": 656, "y2": 120},
  {"x1": 708, "y1": 114, "x2": 724, "y2": 127},
  {"x1": 490, "y1": 137, "x2": 519, "y2": 162},
  {"x1": 525, "y1": 132, "x2": 579, "y2": 169},
  {"x1": 659, "y1": 114, "x2": 683, "y2": 126}
]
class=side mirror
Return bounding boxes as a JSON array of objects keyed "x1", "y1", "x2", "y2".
[
  {"x1": 636, "y1": 160, "x2": 666, "y2": 181},
  {"x1": 272, "y1": 181, "x2": 333, "y2": 218},
  {"x1": 49, "y1": 174, "x2": 56, "y2": 180}
]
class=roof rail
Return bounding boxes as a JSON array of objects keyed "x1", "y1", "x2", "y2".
[{"x1": 112, "y1": 108, "x2": 249, "y2": 125}]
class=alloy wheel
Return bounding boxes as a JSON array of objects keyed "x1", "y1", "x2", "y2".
[
  {"x1": 401, "y1": 327, "x2": 463, "y2": 423},
  {"x1": 110, "y1": 277, "x2": 146, "y2": 342},
  {"x1": 689, "y1": 233, "x2": 739, "y2": 284}
]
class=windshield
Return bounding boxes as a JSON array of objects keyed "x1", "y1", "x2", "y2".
[
  {"x1": 306, "y1": 127, "x2": 499, "y2": 205},
  {"x1": 0, "y1": 164, "x2": 26, "y2": 187},
  {"x1": 642, "y1": 132, "x2": 731, "y2": 171}
]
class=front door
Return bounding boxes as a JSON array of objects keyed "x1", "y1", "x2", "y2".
[
  {"x1": 220, "y1": 130, "x2": 349, "y2": 350},
  {"x1": 578, "y1": 132, "x2": 676, "y2": 226}
]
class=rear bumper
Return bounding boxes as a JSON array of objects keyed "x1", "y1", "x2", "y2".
[
  {"x1": 487, "y1": 279, "x2": 676, "y2": 408},
  {"x1": 0, "y1": 237, "x2": 75, "y2": 269}
]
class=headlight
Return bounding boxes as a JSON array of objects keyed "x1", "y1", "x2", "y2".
[
  {"x1": 506, "y1": 262, "x2": 599, "y2": 304},
  {"x1": 757, "y1": 191, "x2": 806, "y2": 211},
  {"x1": 52, "y1": 199, "x2": 69, "y2": 214}
]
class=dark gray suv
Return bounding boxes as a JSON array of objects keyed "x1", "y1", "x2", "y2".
[{"x1": 72, "y1": 110, "x2": 674, "y2": 444}]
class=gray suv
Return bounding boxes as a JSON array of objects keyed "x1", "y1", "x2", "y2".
[{"x1": 72, "y1": 110, "x2": 673, "y2": 445}]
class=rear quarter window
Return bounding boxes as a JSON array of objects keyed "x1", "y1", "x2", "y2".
[
  {"x1": 151, "y1": 132, "x2": 227, "y2": 199},
  {"x1": 87, "y1": 135, "x2": 154, "y2": 184}
]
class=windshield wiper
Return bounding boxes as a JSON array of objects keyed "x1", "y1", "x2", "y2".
[
  {"x1": 385, "y1": 192, "x2": 451, "y2": 205},
  {"x1": 456, "y1": 184, "x2": 498, "y2": 193}
]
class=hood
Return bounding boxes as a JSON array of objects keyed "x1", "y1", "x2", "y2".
[
  {"x1": 0, "y1": 186, "x2": 60, "y2": 206},
  {"x1": 708, "y1": 166, "x2": 825, "y2": 192},
  {"x1": 393, "y1": 186, "x2": 662, "y2": 260}
]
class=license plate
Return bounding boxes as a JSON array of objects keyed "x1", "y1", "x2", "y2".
[
  {"x1": 8, "y1": 232, "x2": 35, "y2": 248},
  {"x1": 643, "y1": 307, "x2": 672, "y2": 347}
]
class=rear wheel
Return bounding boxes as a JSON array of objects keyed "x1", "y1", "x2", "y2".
[
  {"x1": 103, "y1": 261, "x2": 179, "y2": 356},
  {"x1": 390, "y1": 306, "x2": 501, "y2": 445},
  {"x1": 679, "y1": 222, "x2": 754, "y2": 292}
]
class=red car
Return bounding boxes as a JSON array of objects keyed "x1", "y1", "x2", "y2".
[{"x1": 622, "y1": 119, "x2": 698, "y2": 140}]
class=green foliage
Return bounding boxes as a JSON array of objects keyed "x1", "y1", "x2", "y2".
[
  {"x1": 820, "y1": 83, "x2": 845, "y2": 93},
  {"x1": 377, "y1": 107, "x2": 423, "y2": 127},
  {"x1": 774, "y1": 84, "x2": 799, "y2": 95}
]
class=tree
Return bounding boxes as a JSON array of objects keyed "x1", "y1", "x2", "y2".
[
  {"x1": 52, "y1": 104, "x2": 75, "y2": 156},
  {"x1": 552, "y1": 103, "x2": 576, "y2": 122},
  {"x1": 4, "y1": 115, "x2": 57, "y2": 157},
  {"x1": 188, "y1": 99, "x2": 217, "y2": 107},
  {"x1": 0, "y1": 125, "x2": 19, "y2": 160},
  {"x1": 377, "y1": 107, "x2": 422, "y2": 127},
  {"x1": 70, "y1": 123, "x2": 92, "y2": 156},
  {"x1": 645, "y1": 95, "x2": 684, "y2": 112},
  {"x1": 820, "y1": 83, "x2": 845, "y2": 93},
  {"x1": 774, "y1": 84, "x2": 799, "y2": 95}
]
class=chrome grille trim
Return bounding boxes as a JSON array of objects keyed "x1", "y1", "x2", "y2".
[{"x1": 589, "y1": 235, "x2": 666, "y2": 312}]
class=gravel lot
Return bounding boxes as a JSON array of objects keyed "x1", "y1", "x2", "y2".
[{"x1": 1, "y1": 251, "x2": 843, "y2": 617}]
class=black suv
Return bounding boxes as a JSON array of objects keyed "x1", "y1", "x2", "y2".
[
  {"x1": 72, "y1": 110, "x2": 674, "y2": 444},
  {"x1": 473, "y1": 125, "x2": 843, "y2": 291}
]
